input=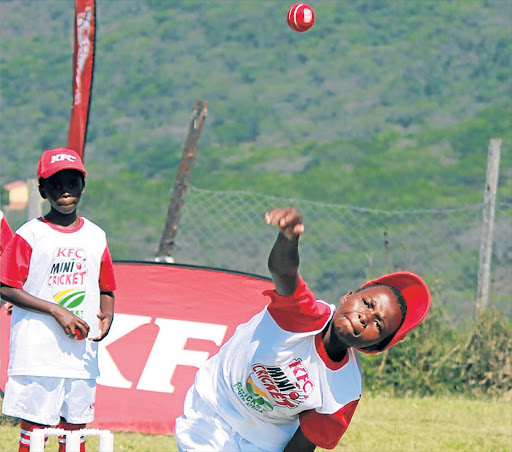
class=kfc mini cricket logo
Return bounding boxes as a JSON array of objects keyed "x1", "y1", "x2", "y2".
[
  {"x1": 238, "y1": 359, "x2": 315, "y2": 412},
  {"x1": 48, "y1": 247, "x2": 87, "y2": 317}
]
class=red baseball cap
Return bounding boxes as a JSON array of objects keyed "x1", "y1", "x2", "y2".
[
  {"x1": 357, "y1": 271, "x2": 431, "y2": 353},
  {"x1": 37, "y1": 148, "x2": 86, "y2": 181}
]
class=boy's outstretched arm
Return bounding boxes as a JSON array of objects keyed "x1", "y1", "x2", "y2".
[
  {"x1": 265, "y1": 208, "x2": 305, "y2": 296},
  {"x1": 284, "y1": 426, "x2": 316, "y2": 452}
]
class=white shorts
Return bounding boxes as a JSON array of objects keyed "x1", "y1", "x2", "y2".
[
  {"x1": 175, "y1": 385, "x2": 268, "y2": 452},
  {"x1": 1, "y1": 375, "x2": 96, "y2": 425}
]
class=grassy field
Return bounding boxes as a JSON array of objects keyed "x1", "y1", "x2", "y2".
[{"x1": 1, "y1": 395, "x2": 510, "y2": 451}]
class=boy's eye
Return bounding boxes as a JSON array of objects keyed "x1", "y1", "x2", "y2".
[
  {"x1": 362, "y1": 298, "x2": 369, "y2": 307},
  {"x1": 375, "y1": 320, "x2": 382, "y2": 331}
]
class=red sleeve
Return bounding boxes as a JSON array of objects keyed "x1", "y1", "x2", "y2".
[
  {"x1": 1, "y1": 216, "x2": 14, "y2": 254},
  {"x1": 263, "y1": 276, "x2": 331, "y2": 332},
  {"x1": 99, "y1": 245, "x2": 116, "y2": 291},
  {"x1": 299, "y1": 399, "x2": 359, "y2": 449},
  {"x1": 0, "y1": 234, "x2": 32, "y2": 288}
]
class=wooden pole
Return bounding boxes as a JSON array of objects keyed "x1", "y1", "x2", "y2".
[
  {"x1": 476, "y1": 138, "x2": 501, "y2": 314},
  {"x1": 156, "y1": 99, "x2": 208, "y2": 262}
]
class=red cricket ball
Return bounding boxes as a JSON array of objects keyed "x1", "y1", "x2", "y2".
[
  {"x1": 75, "y1": 327, "x2": 86, "y2": 340},
  {"x1": 287, "y1": 3, "x2": 315, "y2": 33}
]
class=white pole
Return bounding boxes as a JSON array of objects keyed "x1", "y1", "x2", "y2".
[
  {"x1": 29, "y1": 429, "x2": 45, "y2": 452},
  {"x1": 66, "y1": 431, "x2": 81, "y2": 452},
  {"x1": 99, "y1": 430, "x2": 114, "y2": 452}
]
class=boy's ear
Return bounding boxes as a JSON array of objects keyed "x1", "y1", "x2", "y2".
[
  {"x1": 38, "y1": 184, "x2": 47, "y2": 199},
  {"x1": 340, "y1": 291, "x2": 353, "y2": 304}
]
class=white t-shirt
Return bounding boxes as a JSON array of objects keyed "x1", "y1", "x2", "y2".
[
  {"x1": 192, "y1": 277, "x2": 362, "y2": 450},
  {"x1": 0, "y1": 217, "x2": 116, "y2": 379}
]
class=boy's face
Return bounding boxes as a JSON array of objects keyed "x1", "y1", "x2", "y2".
[
  {"x1": 39, "y1": 169, "x2": 85, "y2": 216},
  {"x1": 331, "y1": 285, "x2": 402, "y2": 350}
]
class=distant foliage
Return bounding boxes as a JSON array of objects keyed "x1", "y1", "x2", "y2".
[
  {"x1": 0, "y1": 186, "x2": 9, "y2": 208},
  {"x1": 361, "y1": 307, "x2": 512, "y2": 399},
  {"x1": 457, "y1": 309, "x2": 512, "y2": 398},
  {"x1": 1, "y1": 1, "x2": 511, "y2": 187}
]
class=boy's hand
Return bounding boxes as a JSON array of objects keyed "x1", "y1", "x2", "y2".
[
  {"x1": 52, "y1": 304, "x2": 90, "y2": 339},
  {"x1": 89, "y1": 312, "x2": 113, "y2": 342},
  {"x1": 4, "y1": 302, "x2": 13, "y2": 315},
  {"x1": 265, "y1": 207, "x2": 305, "y2": 240}
]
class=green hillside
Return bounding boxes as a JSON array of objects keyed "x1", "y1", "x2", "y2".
[
  {"x1": 1, "y1": 0, "x2": 511, "y2": 405},
  {"x1": 1, "y1": 0, "x2": 511, "y2": 222}
]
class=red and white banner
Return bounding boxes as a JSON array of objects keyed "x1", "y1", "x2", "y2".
[
  {"x1": 67, "y1": 0, "x2": 96, "y2": 160},
  {"x1": 1, "y1": 262, "x2": 274, "y2": 434}
]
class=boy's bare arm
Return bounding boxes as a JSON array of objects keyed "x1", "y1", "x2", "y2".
[
  {"x1": 0, "y1": 283, "x2": 90, "y2": 338},
  {"x1": 284, "y1": 426, "x2": 316, "y2": 452},
  {"x1": 265, "y1": 208, "x2": 305, "y2": 296},
  {"x1": 90, "y1": 291, "x2": 115, "y2": 341}
]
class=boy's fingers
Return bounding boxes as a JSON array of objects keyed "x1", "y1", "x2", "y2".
[
  {"x1": 283, "y1": 224, "x2": 304, "y2": 237},
  {"x1": 74, "y1": 326, "x2": 87, "y2": 340},
  {"x1": 90, "y1": 324, "x2": 111, "y2": 342},
  {"x1": 265, "y1": 209, "x2": 302, "y2": 226},
  {"x1": 293, "y1": 224, "x2": 305, "y2": 234},
  {"x1": 77, "y1": 319, "x2": 90, "y2": 332},
  {"x1": 265, "y1": 211, "x2": 281, "y2": 224},
  {"x1": 279, "y1": 215, "x2": 300, "y2": 227}
]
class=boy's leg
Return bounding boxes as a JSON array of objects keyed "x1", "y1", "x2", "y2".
[
  {"x1": 2, "y1": 376, "x2": 63, "y2": 451},
  {"x1": 57, "y1": 418, "x2": 86, "y2": 452},
  {"x1": 175, "y1": 385, "x2": 267, "y2": 452},
  {"x1": 175, "y1": 385, "x2": 232, "y2": 451},
  {"x1": 59, "y1": 378, "x2": 96, "y2": 452},
  {"x1": 19, "y1": 420, "x2": 50, "y2": 452}
]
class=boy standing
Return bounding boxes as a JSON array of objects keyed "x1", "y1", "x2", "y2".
[
  {"x1": 0, "y1": 148, "x2": 116, "y2": 452},
  {"x1": 175, "y1": 207, "x2": 430, "y2": 451}
]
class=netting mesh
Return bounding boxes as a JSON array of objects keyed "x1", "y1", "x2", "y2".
[{"x1": 168, "y1": 186, "x2": 511, "y2": 320}]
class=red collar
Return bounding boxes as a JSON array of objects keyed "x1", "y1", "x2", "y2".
[
  {"x1": 315, "y1": 333, "x2": 349, "y2": 370},
  {"x1": 39, "y1": 216, "x2": 84, "y2": 233}
]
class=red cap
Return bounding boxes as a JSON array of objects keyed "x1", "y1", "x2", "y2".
[
  {"x1": 358, "y1": 271, "x2": 431, "y2": 353},
  {"x1": 37, "y1": 148, "x2": 86, "y2": 181}
]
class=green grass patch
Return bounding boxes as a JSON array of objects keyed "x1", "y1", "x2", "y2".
[
  {"x1": 334, "y1": 395, "x2": 511, "y2": 452},
  {"x1": 1, "y1": 395, "x2": 510, "y2": 451}
]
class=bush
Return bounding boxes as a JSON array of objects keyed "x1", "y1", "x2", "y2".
[
  {"x1": 456, "y1": 308, "x2": 512, "y2": 398},
  {"x1": 361, "y1": 306, "x2": 511, "y2": 399}
]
